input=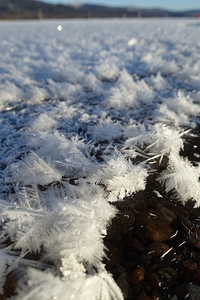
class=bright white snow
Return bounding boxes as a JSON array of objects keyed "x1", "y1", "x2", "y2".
[{"x1": 0, "y1": 18, "x2": 200, "y2": 299}]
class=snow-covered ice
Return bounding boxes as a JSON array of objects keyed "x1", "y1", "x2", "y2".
[{"x1": 0, "y1": 18, "x2": 200, "y2": 299}]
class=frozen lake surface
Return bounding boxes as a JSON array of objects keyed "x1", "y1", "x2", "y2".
[{"x1": 0, "y1": 19, "x2": 200, "y2": 299}]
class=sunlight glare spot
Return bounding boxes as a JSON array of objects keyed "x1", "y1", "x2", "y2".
[{"x1": 57, "y1": 25, "x2": 62, "y2": 31}]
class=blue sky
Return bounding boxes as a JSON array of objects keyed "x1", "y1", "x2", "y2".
[{"x1": 42, "y1": 0, "x2": 200, "y2": 11}]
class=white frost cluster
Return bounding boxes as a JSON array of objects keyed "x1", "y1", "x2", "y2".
[{"x1": 158, "y1": 152, "x2": 200, "y2": 206}]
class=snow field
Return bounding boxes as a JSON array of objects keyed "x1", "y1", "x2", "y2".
[{"x1": 0, "y1": 19, "x2": 200, "y2": 299}]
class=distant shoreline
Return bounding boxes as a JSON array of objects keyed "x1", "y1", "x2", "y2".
[{"x1": 0, "y1": 0, "x2": 200, "y2": 20}]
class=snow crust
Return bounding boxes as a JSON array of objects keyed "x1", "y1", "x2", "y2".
[{"x1": 0, "y1": 19, "x2": 200, "y2": 299}]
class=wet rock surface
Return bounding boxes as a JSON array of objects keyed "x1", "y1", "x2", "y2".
[{"x1": 104, "y1": 171, "x2": 200, "y2": 300}]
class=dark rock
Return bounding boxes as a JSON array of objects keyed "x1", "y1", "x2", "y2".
[
  {"x1": 136, "y1": 210, "x2": 174, "y2": 242},
  {"x1": 127, "y1": 265, "x2": 145, "y2": 286},
  {"x1": 146, "y1": 272, "x2": 167, "y2": 294},
  {"x1": 122, "y1": 250, "x2": 140, "y2": 268},
  {"x1": 182, "y1": 260, "x2": 198, "y2": 273},
  {"x1": 119, "y1": 210, "x2": 135, "y2": 235},
  {"x1": 151, "y1": 290, "x2": 162, "y2": 300},
  {"x1": 136, "y1": 291, "x2": 151, "y2": 300},
  {"x1": 188, "y1": 284, "x2": 200, "y2": 300},
  {"x1": 189, "y1": 230, "x2": 200, "y2": 249},
  {"x1": 158, "y1": 206, "x2": 177, "y2": 224},
  {"x1": 104, "y1": 242, "x2": 123, "y2": 267},
  {"x1": 175, "y1": 284, "x2": 185, "y2": 299},
  {"x1": 116, "y1": 272, "x2": 130, "y2": 300},
  {"x1": 146, "y1": 242, "x2": 170, "y2": 257}
]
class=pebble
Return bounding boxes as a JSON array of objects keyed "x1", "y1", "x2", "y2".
[
  {"x1": 175, "y1": 285, "x2": 185, "y2": 299},
  {"x1": 119, "y1": 210, "x2": 135, "y2": 228},
  {"x1": 136, "y1": 291, "x2": 151, "y2": 300},
  {"x1": 122, "y1": 249, "x2": 140, "y2": 268},
  {"x1": 136, "y1": 210, "x2": 174, "y2": 242},
  {"x1": 146, "y1": 272, "x2": 166, "y2": 294},
  {"x1": 158, "y1": 267, "x2": 176, "y2": 279},
  {"x1": 188, "y1": 284, "x2": 200, "y2": 300},
  {"x1": 158, "y1": 206, "x2": 177, "y2": 224},
  {"x1": 189, "y1": 230, "x2": 200, "y2": 249},
  {"x1": 146, "y1": 242, "x2": 170, "y2": 257},
  {"x1": 194, "y1": 268, "x2": 200, "y2": 284},
  {"x1": 182, "y1": 260, "x2": 198, "y2": 273},
  {"x1": 106, "y1": 217, "x2": 121, "y2": 242},
  {"x1": 116, "y1": 272, "x2": 130, "y2": 300},
  {"x1": 127, "y1": 265, "x2": 145, "y2": 286},
  {"x1": 151, "y1": 290, "x2": 162, "y2": 300},
  {"x1": 104, "y1": 241, "x2": 122, "y2": 267}
]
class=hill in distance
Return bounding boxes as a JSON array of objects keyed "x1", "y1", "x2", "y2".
[{"x1": 0, "y1": 0, "x2": 200, "y2": 19}]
